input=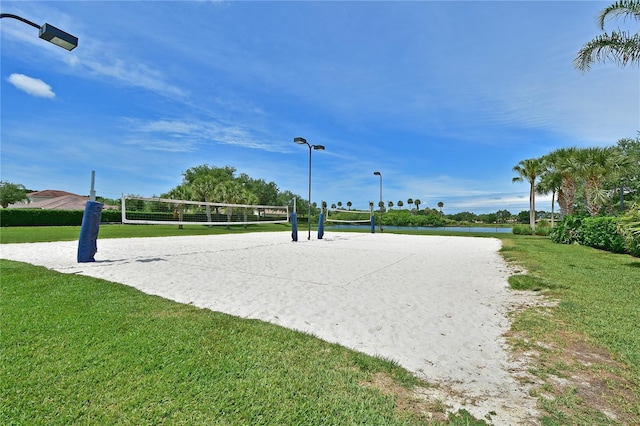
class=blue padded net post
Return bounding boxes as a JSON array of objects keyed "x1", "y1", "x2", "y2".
[
  {"x1": 317, "y1": 212, "x2": 324, "y2": 239},
  {"x1": 77, "y1": 200, "x2": 104, "y2": 262},
  {"x1": 370, "y1": 214, "x2": 375, "y2": 233},
  {"x1": 291, "y1": 212, "x2": 298, "y2": 242}
]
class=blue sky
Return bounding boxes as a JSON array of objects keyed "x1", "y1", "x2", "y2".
[{"x1": 1, "y1": 1, "x2": 638, "y2": 214}]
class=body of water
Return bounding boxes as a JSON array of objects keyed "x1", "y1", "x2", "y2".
[{"x1": 326, "y1": 224, "x2": 513, "y2": 233}]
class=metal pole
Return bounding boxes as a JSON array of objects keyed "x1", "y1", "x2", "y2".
[
  {"x1": 307, "y1": 144, "x2": 312, "y2": 240},
  {"x1": 90, "y1": 170, "x2": 96, "y2": 202},
  {"x1": 378, "y1": 174, "x2": 382, "y2": 231}
]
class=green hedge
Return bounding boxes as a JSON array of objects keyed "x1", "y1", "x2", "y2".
[
  {"x1": 0, "y1": 209, "x2": 122, "y2": 227},
  {"x1": 550, "y1": 215, "x2": 632, "y2": 255}
]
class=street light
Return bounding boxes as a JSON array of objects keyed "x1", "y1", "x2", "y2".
[
  {"x1": 373, "y1": 171, "x2": 383, "y2": 231},
  {"x1": 294, "y1": 137, "x2": 325, "y2": 240},
  {"x1": 1, "y1": 13, "x2": 78, "y2": 50}
]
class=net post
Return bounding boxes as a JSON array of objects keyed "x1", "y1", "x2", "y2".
[
  {"x1": 291, "y1": 212, "x2": 298, "y2": 241},
  {"x1": 370, "y1": 204, "x2": 375, "y2": 233},
  {"x1": 318, "y1": 210, "x2": 324, "y2": 239}
]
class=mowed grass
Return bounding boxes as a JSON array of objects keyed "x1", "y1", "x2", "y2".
[
  {"x1": 1, "y1": 225, "x2": 488, "y2": 425},
  {"x1": 1, "y1": 260, "x2": 438, "y2": 425},
  {"x1": 2, "y1": 225, "x2": 640, "y2": 424},
  {"x1": 500, "y1": 236, "x2": 640, "y2": 424}
]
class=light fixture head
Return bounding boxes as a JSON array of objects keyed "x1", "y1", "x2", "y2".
[
  {"x1": 293, "y1": 137, "x2": 307, "y2": 145},
  {"x1": 39, "y1": 23, "x2": 78, "y2": 51},
  {"x1": 373, "y1": 171, "x2": 381, "y2": 176},
  {"x1": 313, "y1": 144, "x2": 325, "y2": 151}
]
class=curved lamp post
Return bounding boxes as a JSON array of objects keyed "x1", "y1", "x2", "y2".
[
  {"x1": 1, "y1": 13, "x2": 78, "y2": 50},
  {"x1": 373, "y1": 171, "x2": 383, "y2": 231},
  {"x1": 294, "y1": 137, "x2": 325, "y2": 240}
]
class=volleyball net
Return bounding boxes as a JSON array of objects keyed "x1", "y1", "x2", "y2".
[
  {"x1": 121, "y1": 195, "x2": 289, "y2": 226},
  {"x1": 325, "y1": 207, "x2": 373, "y2": 226}
]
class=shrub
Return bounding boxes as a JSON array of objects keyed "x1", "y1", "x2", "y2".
[
  {"x1": 0, "y1": 208, "x2": 122, "y2": 227},
  {"x1": 617, "y1": 203, "x2": 640, "y2": 257},
  {"x1": 579, "y1": 216, "x2": 626, "y2": 253},
  {"x1": 550, "y1": 214, "x2": 634, "y2": 256},
  {"x1": 512, "y1": 224, "x2": 533, "y2": 235},
  {"x1": 550, "y1": 215, "x2": 584, "y2": 244}
]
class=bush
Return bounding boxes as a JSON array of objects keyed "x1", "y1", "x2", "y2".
[
  {"x1": 550, "y1": 214, "x2": 633, "y2": 256},
  {"x1": 579, "y1": 216, "x2": 626, "y2": 253},
  {"x1": 550, "y1": 215, "x2": 584, "y2": 244},
  {"x1": 0, "y1": 208, "x2": 122, "y2": 227},
  {"x1": 512, "y1": 224, "x2": 533, "y2": 235},
  {"x1": 617, "y1": 203, "x2": 640, "y2": 257}
]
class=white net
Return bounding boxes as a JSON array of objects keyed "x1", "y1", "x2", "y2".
[
  {"x1": 325, "y1": 208, "x2": 373, "y2": 225},
  {"x1": 121, "y1": 195, "x2": 289, "y2": 226}
]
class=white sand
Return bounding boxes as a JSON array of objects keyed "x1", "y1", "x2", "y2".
[{"x1": 1, "y1": 232, "x2": 540, "y2": 424}]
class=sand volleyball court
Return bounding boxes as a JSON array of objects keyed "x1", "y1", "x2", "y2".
[{"x1": 1, "y1": 231, "x2": 540, "y2": 424}]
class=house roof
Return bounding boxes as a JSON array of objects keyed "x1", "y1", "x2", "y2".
[
  {"x1": 17, "y1": 194, "x2": 90, "y2": 210},
  {"x1": 28, "y1": 190, "x2": 82, "y2": 198}
]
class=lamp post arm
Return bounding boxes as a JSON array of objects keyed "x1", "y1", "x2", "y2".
[{"x1": 0, "y1": 13, "x2": 40, "y2": 28}]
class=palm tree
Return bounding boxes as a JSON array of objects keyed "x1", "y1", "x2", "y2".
[
  {"x1": 191, "y1": 176, "x2": 218, "y2": 223},
  {"x1": 337, "y1": 201, "x2": 343, "y2": 209},
  {"x1": 414, "y1": 199, "x2": 421, "y2": 212},
  {"x1": 549, "y1": 147, "x2": 579, "y2": 217},
  {"x1": 347, "y1": 201, "x2": 352, "y2": 210},
  {"x1": 512, "y1": 157, "x2": 545, "y2": 231},
  {"x1": 574, "y1": 146, "x2": 629, "y2": 216},
  {"x1": 388, "y1": 200, "x2": 394, "y2": 210},
  {"x1": 213, "y1": 180, "x2": 244, "y2": 228},
  {"x1": 575, "y1": 0, "x2": 640, "y2": 72},
  {"x1": 407, "y1": 198, "x2": 414, "y2": 212},
  {"x1": 536, "y1": 167, "x2": 562, "y2": 227},
  {"x1": 239, "y1": 190, "x2": 259, "y2": 228},
  {"x1": 437, "y1": 201, "x2": 444, "y2": 216},
  {"x1": 397, "y1": 200, "x2": 404, "y2": 209}
]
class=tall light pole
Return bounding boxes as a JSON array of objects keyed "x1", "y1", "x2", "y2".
[
  {"x1": 294, "y1": 137, "x2": 325, "y2": 240},
  {"x1": 373, "y1": 171, "x2": 383, "y2": 231},
  {"x1": 1, "y1": 13, "x2": 78, "y2": 50}
]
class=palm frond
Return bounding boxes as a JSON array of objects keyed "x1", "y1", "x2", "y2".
[
  {"x1": 574, "y1": 31, "x2": 640, "y2": 72},
  {"x1": 598, "y1": 0, "x2": 640, "y2": 29}
]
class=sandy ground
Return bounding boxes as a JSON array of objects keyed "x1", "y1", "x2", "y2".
[{"x1": 1, "y1": 231, "x2": 541, "y2": 424}]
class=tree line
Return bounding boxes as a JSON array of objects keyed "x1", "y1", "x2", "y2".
[{"x1": 512, "y1": 136, "x2": 639, "y2": 231}]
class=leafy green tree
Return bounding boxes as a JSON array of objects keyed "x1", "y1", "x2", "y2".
[
  {"x1": 516, "y1": 210, "x2": 530, "y2": 224},
  {"x1": 0, "y1": 182, "x2": 29, "y2": 208},
  {"x1": 513, "y1": 157, "x2": 545, "y2": 231},
  {"x1": 237, "y1": 173, "x2": 279, "y2": 205},
  {"x1": 496, "y1": 209, "x2": 512, "y2": 223},
  {"x1": 182, "y1": 164, "x2": 235, "y2": 186},
  {"x1": 575, "y1": 0, "x2": 640, "y2": 72},
  {"x1": 450, "y1": 211, "x2": 476, "y2": 222}
]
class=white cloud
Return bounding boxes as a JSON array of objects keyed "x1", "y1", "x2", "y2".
[{"x1": 7, "y1": 74, "x2": 55, "y2": 98}]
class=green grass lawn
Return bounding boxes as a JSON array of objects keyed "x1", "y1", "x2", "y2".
[{"x1": 1, "y1": 225, "x2": 639, "y2": 424}]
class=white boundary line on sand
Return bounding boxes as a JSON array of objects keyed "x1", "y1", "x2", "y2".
[{"x1": 1, "y1": 231, "x2": 541, "y2": 424}]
